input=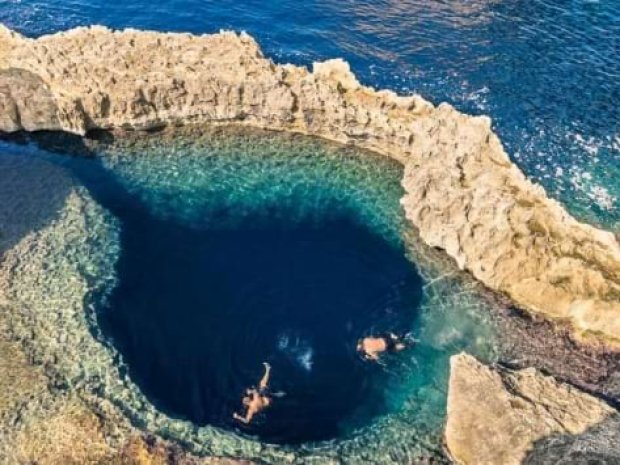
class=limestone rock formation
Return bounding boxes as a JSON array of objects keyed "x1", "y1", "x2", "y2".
[
  {"x1": 445, "y1": 353, "x2": 620, "y2": 465},
  {"x1": 0, "y1": 24, "x2": 618, "y2": 346}
]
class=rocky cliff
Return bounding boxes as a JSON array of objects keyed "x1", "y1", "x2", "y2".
[{"x1": 0, "y1": 24, "x2": 619, "y2": 346}]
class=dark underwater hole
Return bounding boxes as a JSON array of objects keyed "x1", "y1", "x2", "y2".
[
  {"x1": 101, "y1": 203, "x2": 423, "y2": 444},
  {"x1": 64, "y1": 139, "x2": 425, "y2": 445}
]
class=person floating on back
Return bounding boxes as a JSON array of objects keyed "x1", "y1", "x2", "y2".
[
  {"x1": 233, "y1": 362, "x2": 273, "y2": 424},
  {"x1": 357, "y1": 332, "x2": 414, "y2": 361}
]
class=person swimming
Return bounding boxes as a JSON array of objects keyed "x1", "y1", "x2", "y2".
[
  {"x1": 357, "y1": 332, "x2": 413, "y2": 361},
  {"x1": 233, "y1": 362, "x2": 273, "y2": 424}
]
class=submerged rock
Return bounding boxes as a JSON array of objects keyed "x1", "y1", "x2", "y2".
[
  {"x1": 0, "y1": 24, "x2": 618, "y2": 346},
  {"x1": 446, "y1": 353, "x2": 620, "y2": 465}
]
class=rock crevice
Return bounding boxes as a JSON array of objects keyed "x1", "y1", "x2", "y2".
[{"x1": 0, "y1": 24, "x2": 618, "y2": 345}]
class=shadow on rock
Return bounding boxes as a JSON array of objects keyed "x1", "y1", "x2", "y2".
[
  {"x1": 0, "y1": 128, "x2": 115, "y2": 254},
  {"x1": 523, "y1": 414, "x2": 620, "y2": 465},
  {"x1": 0, "y1": 68, "x2": 61, "y2": 132},
  {"x1": 0, "y1": 147, "x2": 72, "y2": 254}
]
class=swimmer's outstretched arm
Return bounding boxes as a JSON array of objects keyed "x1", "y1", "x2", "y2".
[
  {"x1": 233, "y1": 411, "x2": 253, "y2": 424},
  {"x1": 259, "y1": 362, "x2": 271, "y2": 390}
]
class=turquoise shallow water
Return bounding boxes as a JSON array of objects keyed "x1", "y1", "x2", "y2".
[
  {"x1": 0, "y1": 128, "x2": 500, "y2": 461},
  {"x1": 1, "y1": 0, "x2": 618, "y2": 228}
]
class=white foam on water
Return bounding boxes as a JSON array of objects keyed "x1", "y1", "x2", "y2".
[
  {"x1": 461, "y1": 85, "x2": 490, "y2": 111},
  {"x1": 569, "y1": 132, "x2": 603, "y2": 157},
  {"x1": 569, "y1": 168, "x2": 617, "y2": 211},
  {"x1": 297, "y1": 347, "x2": 314, "y2": 372},
  {"x1": 277, "y1": 332, "x2": 314, "y2": 372},
  {"x1": 277, "y1": 334, "x2": 290, "y2": 350}
]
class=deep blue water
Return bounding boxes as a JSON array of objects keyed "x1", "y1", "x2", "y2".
[
  {"x1": 103, "y1": 199, "x2": 422, "y2": 444},
  {"x1": 34, "y1": 133, "x2": 423, "y2": 445},
  {"x1": 1, "y1": 0, "x2": 618, "y2": 227}
]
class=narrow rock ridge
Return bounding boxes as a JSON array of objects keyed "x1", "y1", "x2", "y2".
[
  {"x1": 445, "y1": 353, "x2": 620, "y2": 465},
  {"x1": 0, "y1": 24, "x2": 618, "y2": 346}
]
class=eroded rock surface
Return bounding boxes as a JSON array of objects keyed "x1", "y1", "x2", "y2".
[
  {"x1": 446, "y1": 353, "x2": 620, "y2": 465},
  {"x1": 0, "y1": 25, "x2": 618, "y2": 345}
]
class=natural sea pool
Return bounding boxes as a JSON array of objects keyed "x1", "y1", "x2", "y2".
[
  {"x1": 83, "y1": 130, "x2": 426, "y2": 445},
  {"x1": 0, "y1": 127, "x2": 501, "y2": 461}
]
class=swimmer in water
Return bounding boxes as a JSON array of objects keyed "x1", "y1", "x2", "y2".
[
  {"x1": 233, "y1": 362, "x2": 272, "y2": 424},
  {"x1": 357, "y1": 332, "x2": 413, "y2": 361}
]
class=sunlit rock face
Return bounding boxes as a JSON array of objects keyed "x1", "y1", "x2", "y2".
[
  {"x1": 446, "y1": 353, "x2": 620, "y2": 465},
  {"x1": 1, "y1": 24, "x2": 618, "y2": 346}
]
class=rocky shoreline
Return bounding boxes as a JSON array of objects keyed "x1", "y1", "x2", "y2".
[
  {"x1": 1, "y1": 24, "x2": 618, "y2": 347},
  {"x1": 1, "y1": 25, "x2": 619, "y2": 464}
]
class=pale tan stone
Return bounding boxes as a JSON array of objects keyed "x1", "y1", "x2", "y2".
[
  {"x1": 0, "y1": 335, "x2": 47, "y2": 422},
  {"x1": 5, "y1": 396, "x2": 114, "y2": 465},
  {"x1": 445, "y1": 353, "x2": 619, "y2": 465},
  {"x1": 0, "y1": 25, "x2": 618, "y2": 346}
]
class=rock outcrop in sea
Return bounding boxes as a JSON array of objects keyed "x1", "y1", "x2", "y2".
[{"x1": 446, "y1": 353, "x2": 620, "y2": 465}]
